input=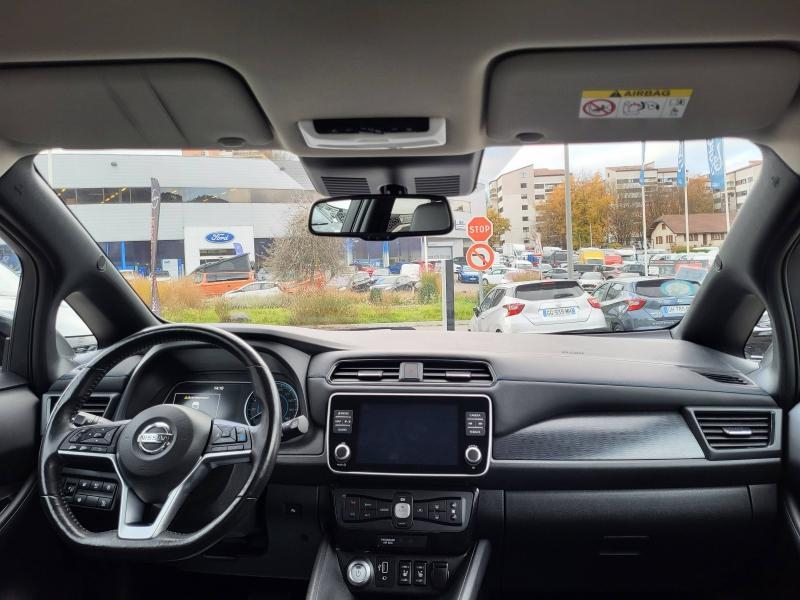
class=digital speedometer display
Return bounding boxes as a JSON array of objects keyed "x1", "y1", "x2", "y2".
[
  {"x1": 167, "y1": 380, "x2": 300, "y2": 426},
  {"x1": 244, "y1": 381, "x2": 299, "y2": 426}
]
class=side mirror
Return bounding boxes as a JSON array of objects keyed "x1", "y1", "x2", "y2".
[
  {"x1": 308, "y1": 194, "x2": 453, "y2": 241},
  {"x1": 473, "y1": 306, "x2": 481, "y2": 317}
]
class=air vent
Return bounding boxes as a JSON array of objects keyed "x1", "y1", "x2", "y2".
[
  {"x1": 330, "y1": 359, "x2": 493, "y2": 384},
  {"x1": 694, "y1": 410, "x2": 772, "y2": 449},
  {"x1": 321, "y1": 176, "x2": 371, "y2": 196},
  {"x1": 414, "y1": 175, "x2": 461, "y2": 196},
  {"x1": 696, "y1": 371, "x2": 749, "y2": 385},
  {"x1": 421, "y1": 360, "x2": 493, "y2": 384},
  {"x1": 330, "y1": 360, "x2": 402, "y2": 383},
  {"x1": 79, "y1": 395, "x2": 113, "y2": 418}
]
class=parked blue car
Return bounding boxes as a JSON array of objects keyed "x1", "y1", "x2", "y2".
[
  {"x1": 592, "y1": 277, "x2": 699, "y2": 331},
  {"x1": 458, "y1": 265, "x2": 481, "y2": 283}
]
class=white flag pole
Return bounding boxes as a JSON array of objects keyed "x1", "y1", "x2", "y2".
[
  {"x1": 681, "y1": 141, "x2": 689, "y2": 250},
  {"x1": 640, "y1": 142, "x2": 648, "y2": 273}
]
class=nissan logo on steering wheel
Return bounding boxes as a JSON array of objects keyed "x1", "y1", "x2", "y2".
[{"x1": 136, "y1": 422, "x2": 174, "y2": 454}]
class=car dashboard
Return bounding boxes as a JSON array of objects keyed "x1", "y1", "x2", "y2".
[{"x1": 44, "y1": 326, "x2": 782, "y2": 597}]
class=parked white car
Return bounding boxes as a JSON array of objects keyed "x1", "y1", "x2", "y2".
[
  {"x1": 223, "y1": 281, "x2": 281, "y2": 305},
  {"x1": 481, "y1": 266, "x2": 522, "y2": 285},
  {"x1": 578, "y1": 271, "x2": 604, "y2": 292},
  {"x1": 469, "y1": 280, "x2": 608, "y2": 333}
]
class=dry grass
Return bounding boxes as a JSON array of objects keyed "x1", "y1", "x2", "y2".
[
  {"x1": 127, "y1": 276, "x2": 205, "y2": 310},
  {"x1": 508, "y1": 271, "x2": 541, "y2": 282}
]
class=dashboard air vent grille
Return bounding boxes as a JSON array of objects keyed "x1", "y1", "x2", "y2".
[
  {"x1": 79, "y1": 395, "x2": 112, "y2": 418},
  {"x1": 322, "y1": 176, "x2": 370, "y2": 196},
  {"x1": 330, "y1": 360, "x2": 401, "y2": 383},
  {"x1": 421, "y1": 360, "x2": 493, "y2": 384},
  {"x1": 696, "y1": 371, "x2": 749, "y2": 385},
  {"x1": 695, "y1": 410, "x2": 772, "y2": 449},
  {"x1": 330, "y1": 359, "x2": 493, "y2": 384}
]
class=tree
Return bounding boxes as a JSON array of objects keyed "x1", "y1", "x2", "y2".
[
  {"x1": 538, "y1": 173, "x2": 614, "y2": 249},
  {"x1": 486, "y1": 206, "x2": 510, "y2": 247},
  {"x1": 686, "y1": 176, "x2": 714, "y2": 213},
  {"x1": 265, "y1": 207, "x2": 344, "y2": 281},
  {"x1": 606, "y1": 202, "x2": 639, "y2": 246}
]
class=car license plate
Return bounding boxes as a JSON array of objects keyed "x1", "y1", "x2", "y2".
[
  {"x1": 542, "y1": 307, "x2": 577, "y2": 317},
  {"x1": 662, "y1": 305, "x2": 689, "y2": 316}
]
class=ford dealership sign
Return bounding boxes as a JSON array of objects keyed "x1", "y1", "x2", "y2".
[{"x1": 205, "y1": 231, "x2": 235, "y2": 243}]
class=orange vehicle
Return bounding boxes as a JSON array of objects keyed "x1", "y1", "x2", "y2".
[
  {"x1": 278, "y1": 272, "x2": 326, "y2": 294},
  {"x1": 191, "y1": 254, "x2": 254, "y2": 296}
]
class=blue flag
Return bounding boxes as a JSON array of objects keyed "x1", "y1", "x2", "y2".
[
  {"x1": 706, "y1": 138, "x2": 725, "y2": 190},
  {"x1": 677, "y1": 141, "x2": 686, "y2": 188},
  {"x1": 639, "y1": 141, "x2": 646, "y2": 186}
]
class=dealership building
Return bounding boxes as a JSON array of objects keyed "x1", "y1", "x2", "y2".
[{"x1": 33, "y1": 151, "x2": 476, "y2": 275}]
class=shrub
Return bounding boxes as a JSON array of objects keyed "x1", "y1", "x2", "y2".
[
  {"x1": 287, "y1": 290, "x2": 358, "y2": 326},
  {"x1": 417, "y1": 272, "x2": 440, "y2": 304},
  {"x1": 211, "y1": 296, "x2": 232, "y2": 322}
]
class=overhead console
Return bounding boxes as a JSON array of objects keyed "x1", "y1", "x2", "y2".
[{"x1": 327, "y1": 393, "x2": 490, "y2": 477}]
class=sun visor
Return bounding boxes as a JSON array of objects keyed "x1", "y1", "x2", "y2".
[
  {"x1": 0, "y1": 61, "x2": 273, "y2": 149},
  {"x1": 487, "y1": 47, "x2": 800, "y2": 145}
]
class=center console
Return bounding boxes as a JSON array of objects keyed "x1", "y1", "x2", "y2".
[{"x1": 310, "y1": 393, "x2": 493, "y2": 599}]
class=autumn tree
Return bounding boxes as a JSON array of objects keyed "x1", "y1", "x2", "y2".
[
  {"x1": 538, "y1": 173, "x2": 613, "y2": 249},
  {"x1": 486, "y1": 206, "x2": 511, "y2": 247},
  {"x1": 265, "y1": 207, "x2": 344, "y2": 281},
  {"x1": 686, "y1": 176, "x2": 714, "y2": 213}
]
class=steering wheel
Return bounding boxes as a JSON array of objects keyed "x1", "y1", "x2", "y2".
[{"x1": 38, "y1": 324, "x2": 282, "y2": 560}]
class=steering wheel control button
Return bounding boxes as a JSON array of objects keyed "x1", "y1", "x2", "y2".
[
  {"x1": 333, "y1": 442, "x2": 352, "y2": 463},
  {"x1": 393, "y1": 493, "x2": 413, "y2": 529},
  {"x1": 346, "y1": 559, "x2": 373, "y2": 587},
  {"x1": 61, "y1": 425, "x2": 121, "y2": 453},
  {"x1": 63, "y1": 477, "x2": 118, "y2": 510},
  {"x1": 207, "y1": 420, "x2": 253, "y2": 454},
  {"x1": 464, "y1": 445, "x2": 483, "y2": 466},
  {"x1": 465, "y1": 411, "x2": 486, "y2": 436}
]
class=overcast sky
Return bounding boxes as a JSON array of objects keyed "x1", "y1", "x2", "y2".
[{"x1": 477, "y1": 138, "x2": 762, "y2": 183}]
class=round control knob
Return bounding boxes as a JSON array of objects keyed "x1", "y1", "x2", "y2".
[
  {"x1": 346, "y1": 559, "x2": 372, "y2": 587},
  {"x1": 464, "y1": 445, "x2": 483, "y2": 466},
  {"x1": 334, "y1": 442, "x2": 352, "y2": 463}
]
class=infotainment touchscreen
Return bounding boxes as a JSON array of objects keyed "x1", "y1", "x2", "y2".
[
  {"x1": 356, "y1": 402, "x2": 459, "y2": 466},
  {"x1": 327, "y1": 393, "x2": 491, "y2": 476}
]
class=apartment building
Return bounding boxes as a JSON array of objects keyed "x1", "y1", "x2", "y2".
[
  {"x1": 605, "y1": 162, "x2": 679, "y2": 208},
  {"x1": 489, "y1": 164, "x2": 565, "y2": 246},
  {"x1": 713, "y1": 160, "x2": 762, "y2": 212}
]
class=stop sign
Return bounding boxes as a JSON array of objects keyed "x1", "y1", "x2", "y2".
[{"x1": 467, "y1": 216, "x2": 493, "y2": 243}]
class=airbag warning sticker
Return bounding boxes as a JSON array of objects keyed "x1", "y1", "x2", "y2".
[{"x1": 579, "y1": 88, "x2": 693, "y2": 119}]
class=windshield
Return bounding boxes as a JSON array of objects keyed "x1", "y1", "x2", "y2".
[{"x1": 36, "y1": 139, "x2": 760, "y2": 334}]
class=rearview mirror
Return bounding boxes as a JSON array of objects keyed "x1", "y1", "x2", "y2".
[{"x1": 308, "y1": 194, "x2": 453, "y2": 241}]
